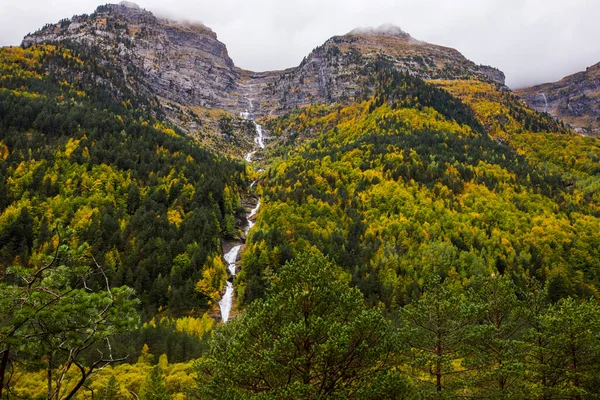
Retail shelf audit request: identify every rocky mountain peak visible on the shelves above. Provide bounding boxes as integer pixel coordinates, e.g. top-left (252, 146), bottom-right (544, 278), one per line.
top-left (119, 0), bottom-right (141, 9)
top-left (22, 3), bottom-right (238, 111)
top-left (19, 3), bottom-right (506, 123)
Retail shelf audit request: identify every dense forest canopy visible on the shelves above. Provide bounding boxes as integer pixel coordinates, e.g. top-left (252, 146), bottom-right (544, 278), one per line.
top-left (0, 45), bottom-right (247, 314)
top-left (241, 71), bottom-right (600, 308)
top-left (0, 44), bottom-right (249, 390)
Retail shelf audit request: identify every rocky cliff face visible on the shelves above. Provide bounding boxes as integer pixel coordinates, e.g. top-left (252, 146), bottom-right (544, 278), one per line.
top-left (516, 63), bottom-right (600, 134)
top-left (22, 4), bottom-right (505, 120)
top-left (249, 25), bottom-right (505, 115)
top-left (23, 2), bottom-right (240, 111)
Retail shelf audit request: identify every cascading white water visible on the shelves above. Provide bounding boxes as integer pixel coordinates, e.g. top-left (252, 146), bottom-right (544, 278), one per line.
top-left (254, 124), bottom-right (265, 149)
top-left (218, 105), bottom-right (263, 323)
top-left (248, 199), bottom-right (260, 219)
top-left (245, 200), bottom-right (261, 234)
top-left (245, 151), bottom-right (256, 162)
top-left (224, 244), bottom-right (242, 276)
top-left (219, 282), bottom-right (234, 322)
top-left (241, 109), bottom-right (265, 163)
top-left (541, 92), bottom-right (549, 113)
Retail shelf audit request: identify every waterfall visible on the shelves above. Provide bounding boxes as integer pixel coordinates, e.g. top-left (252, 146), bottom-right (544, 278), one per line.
top-left (224, 244), bottom-right (242, 276)
top-left (248, 199), bottom-right (260, 219)
top-left (219, 282), bottom-right (234, 322)
top-left (541, 92), bottom-right (549, 113)
top-left (255, 123), bottom-right (265, 149)
top-left (245, 200), bottom-right (261, 234)
top-left (218, 105), bottom-right (263, 323)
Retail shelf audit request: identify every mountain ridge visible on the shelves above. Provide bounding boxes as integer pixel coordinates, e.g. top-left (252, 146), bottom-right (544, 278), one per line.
top-left (21, 3), bottom-right (506, 121)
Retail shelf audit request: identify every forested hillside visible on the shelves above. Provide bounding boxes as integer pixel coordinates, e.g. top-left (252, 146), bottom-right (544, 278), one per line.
top-left (0, 44), bottom-right (250, 313)
top-left (0, 44), bottom-right (252, 384)
top-left (3, 7), bottom-right (600, 398)
top-left (240, 71), bottom-right (600, 308)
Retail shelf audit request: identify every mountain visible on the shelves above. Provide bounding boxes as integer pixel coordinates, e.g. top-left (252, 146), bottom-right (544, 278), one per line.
top-left (23, 2), bottom-right (238, 110)
top-left (6, 3), bottom-right (600, 398)
top-left (253, 25), bottom-right (505, 114)
top-left (23, 3), bottom-right (505, 120)
top-left (516, 62), bottom-right (600, 134)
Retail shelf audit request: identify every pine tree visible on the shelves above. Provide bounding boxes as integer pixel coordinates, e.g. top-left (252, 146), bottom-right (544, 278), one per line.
top-left (466, 275), bottom-right (527, 399)
top-left (100, 376), bottom-right (120, 400)
top-left (194, 250), bottom-right (414, 399)
top-left (142, 365), bottom-right (171, 400)
top-left (526, 297), bottom-right (600, 399)
top-left (399, 277), bottom-right (480, 397)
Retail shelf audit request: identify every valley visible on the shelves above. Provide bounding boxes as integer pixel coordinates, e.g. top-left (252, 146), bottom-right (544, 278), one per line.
top-left (219, 105), bottom-right (264, 322)
top-left (2, 2), bottom-right (600, 399)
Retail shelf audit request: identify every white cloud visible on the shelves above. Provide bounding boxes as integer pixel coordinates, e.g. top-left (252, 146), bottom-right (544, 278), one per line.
top-left (1, 0), bottom-right (599, 88)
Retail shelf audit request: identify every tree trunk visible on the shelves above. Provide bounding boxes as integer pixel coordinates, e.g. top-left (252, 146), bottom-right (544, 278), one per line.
top-left (436, 332), bottom-right (442, 394)
top-left (572, 346), bottom-right (581, 400)
top-left (47, 353), bottom-right (53, 400)
top-left (0, 347), bottom-right (9, 399)
top-left (63, 361), bottom-right (88, 400)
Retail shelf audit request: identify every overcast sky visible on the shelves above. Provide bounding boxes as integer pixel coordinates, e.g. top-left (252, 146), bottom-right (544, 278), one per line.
top-left (1, 0), bottom-right (598, 88)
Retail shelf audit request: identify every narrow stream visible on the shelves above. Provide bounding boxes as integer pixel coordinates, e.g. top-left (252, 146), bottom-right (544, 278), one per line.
top-left (218, 107), bottom-right (265, 322)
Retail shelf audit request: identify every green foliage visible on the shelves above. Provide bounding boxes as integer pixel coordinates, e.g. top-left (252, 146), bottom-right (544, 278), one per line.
top-left (465, 275), bottom-right (527, 398)
top-left (142, 365), bottom-right (172, 400)
top-left (10, 360), bottom-right (196, 399)
top-left (399, 277), bottom-right (479, 397)
top-left (0, 44), bottom-right (248, 315)
top-left (194, 250), bottom-right (414, 399)
top-left (525, 297), bottom-right (600, 399)
top-left (4, 26), bottom-right (600, 400)
top-left (0, 236), bottom-right (139, 398)
top-left (435, 79), bottom-right (568, 137)
top-left (244, 73), bottom-right (600, 308)
top-left (368, 69), bottom-right (485, 133)
top-left (399, 276), bottom-right (600, 399)
top-left (100, 376), bottom-right (120, 400)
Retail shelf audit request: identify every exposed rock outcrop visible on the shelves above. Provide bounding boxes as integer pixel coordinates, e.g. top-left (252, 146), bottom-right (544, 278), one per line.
top-left (251, 26), bottom-right (506, 115)
top-left (22, 6), bottom-right (505, 120)
top-left (23, 3), bottom-right (240, 111)
top-left (516, 63), bottom-right (600, 134)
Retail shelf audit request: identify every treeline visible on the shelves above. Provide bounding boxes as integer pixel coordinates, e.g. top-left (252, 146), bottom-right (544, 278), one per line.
top-left (367, 66), bottom-right (485, 132)
top-left (436, 79), bottom-right (569, 137)
top-left (6, 250), bottom-right (600, 399)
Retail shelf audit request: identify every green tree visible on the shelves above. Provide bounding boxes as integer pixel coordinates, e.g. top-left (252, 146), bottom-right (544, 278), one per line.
top-left (521, 279), bottom-right (550, 400)
top-left (0, 235), bottom-right (139, 399)
top-left (142, 365), bottom-right (171, 400)
top-left (399, 278), bottom-right (479, 398)
top-left (466, 275), bottom-right (527, 399)
top-left (526, 297), bottom-right (600, 399)
top-left (100, 375), bottom-right (120, 400)
top-left (193, 250), bottom-right (413, 399)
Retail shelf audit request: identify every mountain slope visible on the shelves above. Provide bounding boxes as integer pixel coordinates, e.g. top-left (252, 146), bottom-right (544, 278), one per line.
top-left (516, 62), bottom-right (600, 134)
top-left (6, 4), bottom-right (600, 398)
top-left (0, 44), bottom-right (248, 317)
top-left (23, 2), bottom-right (239, 110)
top-left (252, 25), bottom-right (504, 114)
top-left (240, 71), bottom-right (600, 306)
